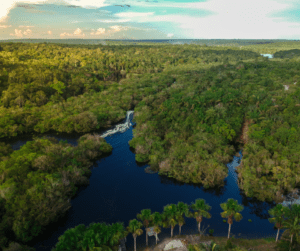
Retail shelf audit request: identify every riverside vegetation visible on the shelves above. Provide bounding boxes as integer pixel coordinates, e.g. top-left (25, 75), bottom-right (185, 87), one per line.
top-left (24, 199), bottom-right (300, 251)
top-left (1, 40), bottom-right (300, 250)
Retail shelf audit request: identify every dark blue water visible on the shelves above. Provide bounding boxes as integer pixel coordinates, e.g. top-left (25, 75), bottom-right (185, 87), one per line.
top-left (6, 113), bottom-right (281, 251)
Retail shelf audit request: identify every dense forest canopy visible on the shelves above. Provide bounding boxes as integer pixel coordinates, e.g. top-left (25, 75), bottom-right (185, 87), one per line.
top-left (1, 40), bottom-right (300, 250)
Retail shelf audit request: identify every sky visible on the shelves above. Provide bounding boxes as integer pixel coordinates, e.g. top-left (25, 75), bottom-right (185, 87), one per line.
top-left (1, 0), bottom-right (300, 40)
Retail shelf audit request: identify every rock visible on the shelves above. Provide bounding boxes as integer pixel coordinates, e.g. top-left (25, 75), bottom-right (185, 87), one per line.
top-left (164, 240), bottom-right (184, 250)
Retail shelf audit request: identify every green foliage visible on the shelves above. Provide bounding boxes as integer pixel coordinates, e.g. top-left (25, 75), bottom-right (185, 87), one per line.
top-left (225, 239), bottom-right (234, 249)
top-left (0, 135), bottom-right (112, 247)
top-left (52, 222), bottom-right (127, 251)
top-left (209, 229), bottom-right (215, 234)
top-left (275, 239), bottom-right (300, 251)
top-left (2, 41), bottom-right (300, 250)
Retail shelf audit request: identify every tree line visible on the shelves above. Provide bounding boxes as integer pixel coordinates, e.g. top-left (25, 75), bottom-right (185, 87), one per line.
top-left (43, 198), bottom-right (300, 251)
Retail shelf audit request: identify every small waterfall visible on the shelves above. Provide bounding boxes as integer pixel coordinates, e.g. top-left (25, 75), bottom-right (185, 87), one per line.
top-left (279, 189), bottom-right (300, 208)
top-left (100, 111), bottom-right (134, 138)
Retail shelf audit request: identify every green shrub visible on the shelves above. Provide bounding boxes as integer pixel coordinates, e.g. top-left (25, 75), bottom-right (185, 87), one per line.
top-left (276, 239), bottom-right (300, 251)
top-left (225, 239), bottom-right (234, 249)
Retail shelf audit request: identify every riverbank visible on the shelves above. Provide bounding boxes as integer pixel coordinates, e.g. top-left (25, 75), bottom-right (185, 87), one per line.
top-left (136, 233), bottom-right (278, 251)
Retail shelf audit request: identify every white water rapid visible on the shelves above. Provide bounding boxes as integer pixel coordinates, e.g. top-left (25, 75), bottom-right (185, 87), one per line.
top-left (100, 111), bottom-right (134, 138)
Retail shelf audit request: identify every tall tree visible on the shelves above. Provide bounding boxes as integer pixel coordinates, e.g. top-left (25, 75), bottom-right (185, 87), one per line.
top-left (153, 225), bottom-right (161, 245)
top-left (151, 211), bottom-right (163, 245)
top-left (190, 199), bottom-right (212, 236)
top-left (136, 209), bottom-right (153, 246)
top-left (284, 217), bottom-right (300, 251)
top-left (176, 202), bottom-right (190, 235)
top-left (127, 219), bottom-right (143, 251)
top-left (220, 198), bottom-right (244, 239)
top-left (162, 204), bottom-right (179, 238)
top-left (282, 204), bottom-right (300, 249)
top-left (268, 204), bottom-right (290, 242)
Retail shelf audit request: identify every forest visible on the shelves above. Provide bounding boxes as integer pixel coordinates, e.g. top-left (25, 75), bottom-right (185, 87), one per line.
top-left (1, 40), bottom-right (300, 250)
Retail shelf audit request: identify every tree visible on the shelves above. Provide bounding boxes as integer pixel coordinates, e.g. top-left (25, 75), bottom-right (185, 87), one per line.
top-left (282, 216), bottom-right (300, 251)
top-left (176, 215), bottom-right (185, 236)
top-left (268, 204), bottom-right (290, 242)
top-left (136, 209), bottom-right (153, 246)
top-left (151, 212), bottom-right (163, 245)
top-left (282, 204), bottom-right (300, 250)
top-left (53, 224), bottom-right (86, 251)
top-left (110, 222), bottom-right (128, 247)
top-left (162, 204), bottom-right (178, 238)
top-left (190, 199), bottom-right (212, 237)
top-left (127, 219), bottom-right (143, 251)
top-left (176, 202), bottom-right (190, 235)
top-left (50, 80), bottom-right (66, 95)
top-left (220, 198), bottom-right (244, 239)
top-left (153, 225), bottom-right (161, 245)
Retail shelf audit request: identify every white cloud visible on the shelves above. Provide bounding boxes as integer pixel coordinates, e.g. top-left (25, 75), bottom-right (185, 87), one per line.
top-left (2, 0), bottom-right (300, 39)
top-left (122, 0), bottom-right (300, 39)
top-left (63, 0), bottom-right (109, 9)
top-left (73, 28), bottom-right (83, 35)
top-left (23, 28), bottom-right (32, 35)
top-left (10, 29), bottom-right (23, 37)
top-left (97, 19), bottom-right (131, 23)
top-left (167, 33), bottom-right (174, 38)
top-left (60, 27), bottom-right (85, 37)
top-left (115, 12), bottom-right (155, 18)
top-left (110, 25), bottom-right (121, 32)
top-left (9, 28), bottom-right (32, 37)
top-left (177, 0), bottom-right (300, 38)
top-left (47, 30), bottom-right (52, 35)
top-left (19, 25), bottom-right (34, 28)
top-left (0, 24), bottom-right (11, 28)
top-left (90, 27), bottom-right (105, 35)
top-left (110, 25), bottom-right (128, 32)
top-left (0, 0), bottom-right (109, 23)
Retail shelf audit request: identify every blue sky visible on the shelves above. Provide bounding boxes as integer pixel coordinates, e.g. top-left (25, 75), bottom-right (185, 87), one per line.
top-left (1, 0), bottom-right (300, 40)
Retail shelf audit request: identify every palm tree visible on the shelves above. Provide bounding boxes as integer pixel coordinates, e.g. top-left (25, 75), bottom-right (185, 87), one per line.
top-left (281, 204), bottom-right (300, 249)
top-left (220, 198), bottom-right (244, 239)
top-left (153, 225), bottom-right (161, 245)
top-left (162, 204), bottom-right (179, 238)
top-left (176, 202), bottom-right (190, 235)
top-left (282, 216), bottom-right (300, 250)
top-left (268, 204), bottom-right (290, 242)
top-left (190, 199), bottom-right (212, 236)
top-left (127, 219), bottom-right (143, 251)
top-left (176, 215), bottom-right (186, 236)
top-left (110, 222), bottom-right (128, 247)
top-left (137, 209), bottom-right (153, 246)
top-left (151, 212), bottom-right (163, 244)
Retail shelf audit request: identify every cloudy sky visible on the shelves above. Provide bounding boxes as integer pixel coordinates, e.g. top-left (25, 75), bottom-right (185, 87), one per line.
top-left (0, 0), bottom-right (300, 40)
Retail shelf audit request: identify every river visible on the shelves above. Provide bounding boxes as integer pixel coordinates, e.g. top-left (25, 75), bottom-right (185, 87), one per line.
top-left (3, 111), bottom-right (290, 251)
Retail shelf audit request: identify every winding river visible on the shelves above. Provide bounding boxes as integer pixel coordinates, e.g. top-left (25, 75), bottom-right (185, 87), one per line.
top-left (3, 111), bottom-right (294, 251)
